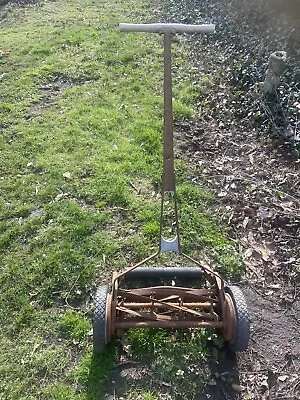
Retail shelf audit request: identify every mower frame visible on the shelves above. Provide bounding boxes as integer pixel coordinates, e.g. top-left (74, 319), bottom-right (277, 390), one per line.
top-left (93, 23), bottom-right (249, 354)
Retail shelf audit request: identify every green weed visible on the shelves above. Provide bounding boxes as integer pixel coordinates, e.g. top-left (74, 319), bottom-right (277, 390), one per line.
top-left (59, 310), bottom-right (90, 341)
top-left (126, 390), bottom-right (159, 400)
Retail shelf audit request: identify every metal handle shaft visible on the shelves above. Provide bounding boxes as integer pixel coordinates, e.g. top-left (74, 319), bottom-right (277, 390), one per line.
top-left (119, 22), bottom-right (215, 254)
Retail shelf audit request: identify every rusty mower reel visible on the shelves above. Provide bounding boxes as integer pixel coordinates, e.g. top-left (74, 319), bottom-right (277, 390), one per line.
top-left (93, 23), bottom-right (250, 354)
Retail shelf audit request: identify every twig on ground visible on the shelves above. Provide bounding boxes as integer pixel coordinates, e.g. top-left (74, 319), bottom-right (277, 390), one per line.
top-left (129, 181), bottom-right (141, 194)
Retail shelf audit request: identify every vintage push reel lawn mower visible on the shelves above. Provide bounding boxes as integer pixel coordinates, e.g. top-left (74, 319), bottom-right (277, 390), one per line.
top-left (93, 23), bottom-right (250, 354)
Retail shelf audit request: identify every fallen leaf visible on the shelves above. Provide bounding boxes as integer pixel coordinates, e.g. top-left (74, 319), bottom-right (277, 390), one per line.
top-left (63, 172), bottom-right (71, 179)
top-left (249, 153), bottom-right (255, 164)
top-left (30, 343), bottom-right (40, 356)
top-left (265, 290), bottom-right (274, 296)
top-left (261, 388), bottom-right (269, 400)
top-left (120, 336), bottom-right (133, 356)
top-left (251, 244), bottom-right (271, 262)
top-left (243, 216), bottom-right (250, 229)
top-left (244, 248), bottom-right (253, 258)
top-left (208, 378), bottom-right (217, 386)
top-left (232, 383), bottom-right (244, 392)
top-left (278, 375), bottom-right (289, 382)
top-left (55, 193), bottom-right (65, 201)
top-left (268, 284), bottom-right (281, 290)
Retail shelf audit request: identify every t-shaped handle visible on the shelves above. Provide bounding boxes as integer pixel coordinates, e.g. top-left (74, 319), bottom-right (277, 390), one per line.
top-left (119, 22), bottom-right (215, 253)
top-left (119, 23), bottom-right (215, 34)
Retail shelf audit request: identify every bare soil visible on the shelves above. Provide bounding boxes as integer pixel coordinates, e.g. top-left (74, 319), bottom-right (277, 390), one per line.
top-left (0, 0), bottom-right (47, 6)
top-left (175, 118), bottom-right (300, 398)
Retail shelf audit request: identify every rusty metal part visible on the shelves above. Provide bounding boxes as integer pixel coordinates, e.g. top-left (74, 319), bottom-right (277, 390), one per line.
top-left (121, 302), bottom-right (216, 309)
top-left (106, 292), bottom-right (113, 343)
top-left (162, 31), bottom-right (175, 193)
top-left (158, 31), bottom-right (181, 254)
top-left (182, 252), bottom-right (224, 285)
top-left (158, 34), bottom-right (190, 251)
top-left (107, 249), bottom-right (228, 334)
top-left (109, 271), bottom-right (119, 339)
top-left (116, 321), bottom-right (223, 329)
top-left (117, 302), bottom-right (217, 320)
top-left (222, 293), bottom-right (236, 342)
top-left (107, 249), bottom-right (228, 337)
top-left (119, 286), bottom-right (218, 297)
top-left (113, 251), bottom-right (159, 287)
top-left (111, 280), bottom-right (222, 332)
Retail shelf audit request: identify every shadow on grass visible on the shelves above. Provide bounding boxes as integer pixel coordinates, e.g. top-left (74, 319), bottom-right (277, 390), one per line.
top-left (196, 347), bottom-right (241, 400)
top-left (85, 342), bottom-right (117, 400)
top-left (87, 340), bottom-right (242, 400)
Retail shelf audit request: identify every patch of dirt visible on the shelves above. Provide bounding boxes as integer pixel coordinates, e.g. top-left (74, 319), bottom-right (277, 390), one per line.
top-left (176, 121), bottom-right (300, 300)
top-left (104, 354), bottom-right (240, 400)
top-left (239, 286), bottom-right (300, 399)
top-left (196, 285), bottom-right (300, 399)
top-left (25, 70), bottom-right (102, 119)
top-left (26, 80), bottom-right (69, 119)
top-left (0, 0), bottom-right (49, 7)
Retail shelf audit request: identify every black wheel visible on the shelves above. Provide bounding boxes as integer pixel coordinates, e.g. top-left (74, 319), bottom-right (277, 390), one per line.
top-left (93, 285), bottom-right (108, 354)
top-left (225, 285), bottom-right (250, 352)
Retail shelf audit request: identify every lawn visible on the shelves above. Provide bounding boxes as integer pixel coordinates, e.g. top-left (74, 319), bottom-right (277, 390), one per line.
top-left (0, 0), bottom-right (241, 398)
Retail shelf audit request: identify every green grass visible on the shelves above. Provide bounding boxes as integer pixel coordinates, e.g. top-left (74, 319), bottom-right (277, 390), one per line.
top-left (124, 329), bottom-right (213, 399)
top-left (122, 328), bottom-right (226, 399)
top-left (0, 0), bottom-right (241, 398)
top-left (59, 310), bottom-right (90, 342)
